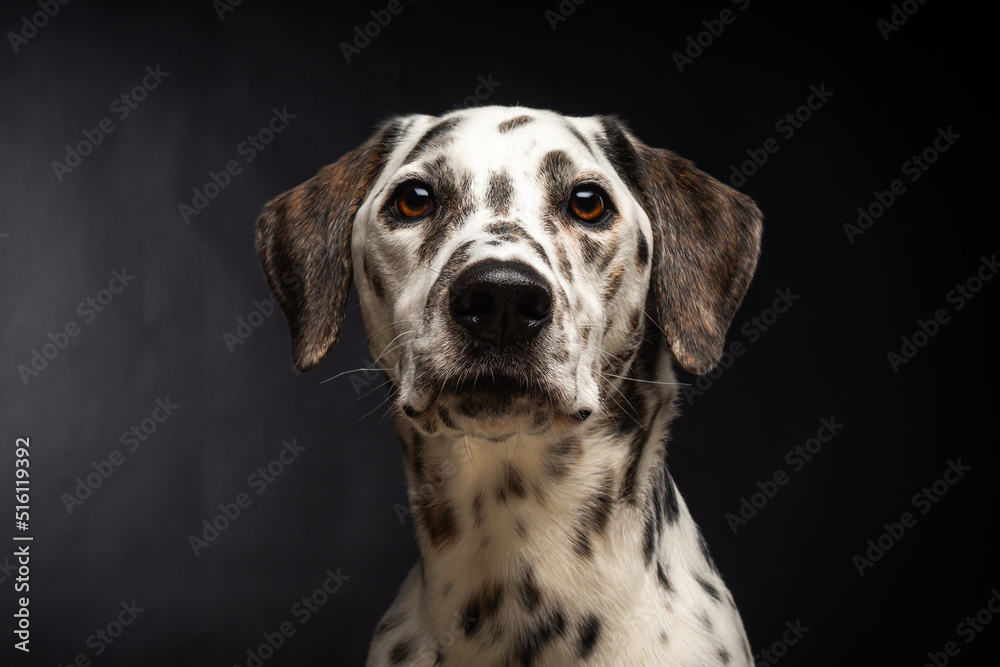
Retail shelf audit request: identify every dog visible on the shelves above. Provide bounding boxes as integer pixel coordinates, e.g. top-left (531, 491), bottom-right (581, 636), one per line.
top-left (256, 106), bottom-right (762, 666)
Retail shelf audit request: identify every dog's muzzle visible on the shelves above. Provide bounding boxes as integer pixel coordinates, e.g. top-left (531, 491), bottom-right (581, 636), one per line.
top-left (448, 259), bottom-right (552, 347)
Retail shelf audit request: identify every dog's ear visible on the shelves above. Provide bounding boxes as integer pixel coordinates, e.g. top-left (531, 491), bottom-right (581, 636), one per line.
top-left (256, 120), bottom-right (402, 372)
top-left (599, 117), bottom-right (763, 375)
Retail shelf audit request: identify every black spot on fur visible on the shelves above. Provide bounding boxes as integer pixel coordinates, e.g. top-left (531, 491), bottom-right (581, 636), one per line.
top-left (578, 614), bottom-right (602, 658)
top-left (598, 238), bottom-right (619, 273)
top-left (573, 471), bottom-right (616, 559)
top-left (595, 116), bottom-right (645, 200)
top-left (699, 612), bottom-right (714, 632)
top-left (515, 606), bottom-right (567, 666)
top-left (637, 227), bottom-right (650, 266)
top-left (405, 116), bottom-right (462, 164)
top-left (656, 560), bottom-right (674, 592)
top-left (545, 437), bottom-right (581, 480)
top-left (618, 426), bottom-right (652, 504)
top-left (603, 263), bottom-right (624, 302)
top-left (472, 492), bottom-right (484, 527)
top-left (496, 462), bottom-right (527, 503)
top-left (579, 234), bottom-right (605, 267)
top-left (462, 582), bottom-right (504, 637)
top-left (642, 484), bottom-right (660, 565)
top-left (615, 334), bottom-right (665, 502)
top-left (528, 238), bottom-right (552, 268)
top-left (438, 406), bottom-right (458, 430)
top-left (629, 308), bottom-right (642, 331)
top-left (718, 647), bottom-right (732, 664)
top-left (498, 114), bottom-right (534, 133)
top-left (538, 149), bottom-right (575, 190)
top-left (374, 612), bottom-right (403, 638)
top-left (406, 432), bottom-right (425, 482)
top-left (418, 163), bottom-right (474, 264)
top-left (564, 121), bottom-right (595, 156)
top-left (413, 496), bottom-right (458, 549)
top-left (486, 170), bottom-right (514, 215)
top-left (603, 339), bottom-right (654, 432)
top-left (484, 219), bottom-right (528, 240)
top-left (663, 473), bottom-right (680, 524)
top-left (389, 637), bottom-right (416, 664)
top-left (520, 564), bottom-right (542, 612)
top-left (461, 599), bottom-right (480, 636)
top-left (556, 244), bottom-right (574, 283)
top-left (697, 575), bottom-right (723, 603)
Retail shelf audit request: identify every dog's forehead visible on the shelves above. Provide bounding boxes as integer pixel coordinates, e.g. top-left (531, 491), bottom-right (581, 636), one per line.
top-left (396, 107), bottom-right (605, 178)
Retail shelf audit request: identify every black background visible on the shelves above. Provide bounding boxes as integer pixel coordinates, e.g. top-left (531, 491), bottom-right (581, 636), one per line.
top-left (1, 1), bottom-right (996, 665)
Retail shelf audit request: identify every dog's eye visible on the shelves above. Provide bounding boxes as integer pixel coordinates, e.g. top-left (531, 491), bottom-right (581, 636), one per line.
top-left (569, 185), bottom-right (608, 223)
top-left (393, 182), bottom-right (434, 219)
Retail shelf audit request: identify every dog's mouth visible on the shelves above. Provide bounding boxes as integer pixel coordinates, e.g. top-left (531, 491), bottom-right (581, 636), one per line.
top-left (399, 370), bottom-right (585, 440)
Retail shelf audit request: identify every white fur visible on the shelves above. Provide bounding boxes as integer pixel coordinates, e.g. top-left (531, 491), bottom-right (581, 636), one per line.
top-left (344, 107), bottom-right (752, 666)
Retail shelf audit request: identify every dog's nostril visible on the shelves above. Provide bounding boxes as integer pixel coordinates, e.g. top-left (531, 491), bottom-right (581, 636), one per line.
top-left (449, 260), bottom-right (552, 347)
top-left (452, 288), bottom-right (495, 319)
top-left (518, 289), bottom-right (551, 321)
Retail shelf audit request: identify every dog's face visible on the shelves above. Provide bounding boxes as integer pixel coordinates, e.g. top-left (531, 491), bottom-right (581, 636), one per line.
top-left (257, 107), bottom-right (761, 440)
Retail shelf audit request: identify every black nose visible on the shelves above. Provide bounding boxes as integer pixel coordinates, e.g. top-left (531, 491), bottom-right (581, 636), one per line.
top-left (449, 260), bottom-right (552, 347)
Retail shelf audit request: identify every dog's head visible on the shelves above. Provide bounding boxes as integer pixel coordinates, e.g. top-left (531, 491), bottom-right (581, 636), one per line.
top-left (257, 107), bottom-right (761, 440)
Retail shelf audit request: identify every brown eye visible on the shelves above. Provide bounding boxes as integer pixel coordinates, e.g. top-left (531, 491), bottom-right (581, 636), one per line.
top-left (569, 186), bottom-right (607, 223)
top-left (393, 182), bottom-right (434, 219)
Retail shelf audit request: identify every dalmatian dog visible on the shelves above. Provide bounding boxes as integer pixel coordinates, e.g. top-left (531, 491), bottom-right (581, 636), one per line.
top-left (256, 106), bottom-right (762, 666)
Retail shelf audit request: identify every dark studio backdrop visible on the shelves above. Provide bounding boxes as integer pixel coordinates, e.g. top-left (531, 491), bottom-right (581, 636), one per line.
top-left (0, 0), bottom-right (996, 665)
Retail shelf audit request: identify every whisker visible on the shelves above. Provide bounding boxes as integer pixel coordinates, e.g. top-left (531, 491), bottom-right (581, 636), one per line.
top-left (602, 373), bottom-right (689, 386)
top-left (361, 319), bottom-right (422, 346)
top-left (351, 378), bottom-right (393, 404)
top-left (321, 368), bottom-right (375, 384)
top-left (464, 433), bottom-right (480, 475)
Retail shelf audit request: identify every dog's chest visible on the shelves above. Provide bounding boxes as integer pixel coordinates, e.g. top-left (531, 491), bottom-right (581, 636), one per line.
top-left (367, 436), bottom-right (752, 666)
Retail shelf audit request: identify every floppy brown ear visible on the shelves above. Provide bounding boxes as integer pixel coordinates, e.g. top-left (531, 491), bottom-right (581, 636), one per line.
top-left (256, 120), bottom-right (402, 372)
top-left (599, 117), bottom-right (763, 375)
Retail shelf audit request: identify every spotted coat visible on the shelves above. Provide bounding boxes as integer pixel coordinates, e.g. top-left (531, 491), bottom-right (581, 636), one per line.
top-left (257, 106), bottom-right (763, 666)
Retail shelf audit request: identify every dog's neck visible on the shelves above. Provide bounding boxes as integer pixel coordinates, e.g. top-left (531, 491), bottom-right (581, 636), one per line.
top-left (389, 335), bottom-right (720, 646)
